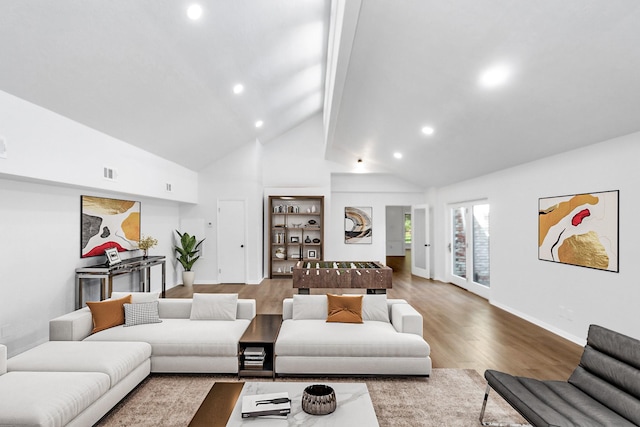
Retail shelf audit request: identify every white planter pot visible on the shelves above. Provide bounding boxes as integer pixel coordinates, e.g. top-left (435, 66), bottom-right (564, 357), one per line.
top-left (182, 271), bottom-right (195, 287)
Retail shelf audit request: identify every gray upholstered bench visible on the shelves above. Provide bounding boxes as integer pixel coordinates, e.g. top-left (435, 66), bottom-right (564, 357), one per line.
top-left (480, 324), bottom-right (640, 427)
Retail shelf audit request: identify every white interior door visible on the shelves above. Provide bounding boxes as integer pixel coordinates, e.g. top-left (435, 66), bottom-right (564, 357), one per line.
top-left (411, 204), bottom-right (430, 279)
top-left (217, 199), bottom-right (246, 284)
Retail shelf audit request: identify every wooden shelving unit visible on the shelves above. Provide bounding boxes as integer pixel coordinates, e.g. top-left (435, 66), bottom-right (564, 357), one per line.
top-left (268, 195), bottom-right (324, 278)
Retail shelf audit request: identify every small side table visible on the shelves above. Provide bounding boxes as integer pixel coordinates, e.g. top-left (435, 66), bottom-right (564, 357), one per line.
top-left (238, 314), bottom-right (282, 379)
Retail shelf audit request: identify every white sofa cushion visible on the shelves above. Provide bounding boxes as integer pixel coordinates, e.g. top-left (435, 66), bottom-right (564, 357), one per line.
top-left (110, 291), bottom-right (160, 303)
top-left (360, 294), bottom-right (390, 322)
top-left (275, 319), bottom-right (430, 358)
top-left (7, 341), bottom-right (151, 388)
top-left (292, 294), bottom-right (327, 320)
top-left (190, 293), bottom-right (238, 320)
top-left (84, 318), bottom-right (250, 357)
top-left (0, 371), bottom-right (109, 427)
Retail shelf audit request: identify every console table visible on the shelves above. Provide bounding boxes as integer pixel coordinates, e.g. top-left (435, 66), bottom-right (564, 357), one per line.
top-left (75, 256), bottom-right (166, 309)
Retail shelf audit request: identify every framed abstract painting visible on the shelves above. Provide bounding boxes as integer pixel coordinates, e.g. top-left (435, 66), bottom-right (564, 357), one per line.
top-left (81, 195), bottom-right (141, 258)
top-left (345, 206), bottom-right (372, 244)
top-left (538, 190), bottom-right (618, 272)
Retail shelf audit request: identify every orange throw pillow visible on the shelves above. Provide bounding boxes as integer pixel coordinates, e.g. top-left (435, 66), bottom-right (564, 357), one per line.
top-left (326, 294), bottom-right (363, 323)
top-left (86, 295), bottom-right (132, 333)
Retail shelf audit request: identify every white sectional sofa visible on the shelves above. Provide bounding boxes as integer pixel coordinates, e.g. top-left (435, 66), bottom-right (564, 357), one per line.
top-left (49, 294), bottom-right (256, 373)
top-left (275, 295), bottom-right (431, 376)
top-left (0, 341), bottom-right (151, 427)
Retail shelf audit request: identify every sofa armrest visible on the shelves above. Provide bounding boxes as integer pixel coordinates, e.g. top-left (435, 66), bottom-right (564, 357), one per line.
top-left (237, 299), bottom-right (256, 320)
top-left (49, 307), bottom-right (93, 341)
top-left (391, 303), bottom-right (423, 336)
top-left (0, 344), bottom-right (6, 375)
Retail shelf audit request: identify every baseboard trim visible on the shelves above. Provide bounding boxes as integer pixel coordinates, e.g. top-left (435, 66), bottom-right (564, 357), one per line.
top-left (489, 300), bottom-right (586, 346)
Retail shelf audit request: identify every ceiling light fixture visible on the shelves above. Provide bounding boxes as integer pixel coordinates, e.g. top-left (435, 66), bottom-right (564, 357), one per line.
top-left (255, 120), bottom-right (264, 128)
top-left (186, 4), bottom-right (203, 20)
top-left (421, 126), bottom-right (435, 136)
top-left (232, 84), bottom-right (244, 94)
top-left (187, 4), bottom-right (203, 20)
top-left (393, 152), bottom-right (403, 159)
top-left (479, 64), bottom-right (510, 88)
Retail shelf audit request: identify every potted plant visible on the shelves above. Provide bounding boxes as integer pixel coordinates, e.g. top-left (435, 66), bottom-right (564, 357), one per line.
top-left (137, 235), bottom-right (158, 258)
top-left (174, 230), bottom-right (205, 287)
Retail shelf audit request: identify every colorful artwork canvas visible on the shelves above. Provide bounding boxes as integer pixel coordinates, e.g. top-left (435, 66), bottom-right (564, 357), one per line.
top-left (345, 206), bottom-right (372, 244)
top-left (81, 196), bottom-right (141, 258)
top-left (538, 190), bottom-right (618, 272)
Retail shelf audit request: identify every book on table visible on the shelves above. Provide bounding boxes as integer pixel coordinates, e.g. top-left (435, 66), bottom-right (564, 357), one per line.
top-left (244, 347), bottom-right (266, 357)
top-left (241, 392), bottom-right (291, 418)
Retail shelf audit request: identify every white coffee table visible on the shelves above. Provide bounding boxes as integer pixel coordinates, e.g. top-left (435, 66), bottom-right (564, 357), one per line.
top-left (225, 382), bottom-right (379, 426)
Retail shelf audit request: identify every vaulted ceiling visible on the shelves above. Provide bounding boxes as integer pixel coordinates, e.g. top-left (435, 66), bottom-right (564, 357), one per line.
top-left (2, 1), bottom-right (640, 188)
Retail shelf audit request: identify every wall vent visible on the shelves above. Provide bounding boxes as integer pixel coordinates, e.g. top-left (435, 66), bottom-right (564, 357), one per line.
top-left (165, 183), bottom-right (172, 192)
top-left (0, 136), bottom-right (7, 159)
top-left (103, 166), bottom-right (117, 181)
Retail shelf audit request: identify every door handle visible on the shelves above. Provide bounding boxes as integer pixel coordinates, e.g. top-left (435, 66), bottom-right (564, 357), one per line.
top-left (424, 244), bottom-right (430, 247)
top-left (240, 245), bottom-right (244, 248)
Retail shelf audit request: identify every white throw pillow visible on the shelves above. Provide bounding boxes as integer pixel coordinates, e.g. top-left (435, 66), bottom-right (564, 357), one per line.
top-left (110, 291), bottom-right (160, 303)
top-left (124, 301), bottom-right (162, 327)
top-left (292, 294), bottom-right (327, 320)
top-left (190, 293), bottom-right (238, 320)
top-left (361, 294), bottom-right (390, 322)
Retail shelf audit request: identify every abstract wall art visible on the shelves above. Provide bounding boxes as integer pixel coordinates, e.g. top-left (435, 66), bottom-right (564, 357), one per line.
top-left (81, 195), bottom-right (141, 258)
top-left (345, 206), bottom-right (372, 244)
top-left (538, 190), bottom-right (618, 272)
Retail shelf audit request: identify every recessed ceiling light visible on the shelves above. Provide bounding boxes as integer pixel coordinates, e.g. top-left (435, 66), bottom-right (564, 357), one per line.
top-left (187, 4), bottom-right (203, 20)
top-left (393, 152), bottom-right (403, 159)
top-left (479, 65), bottom-right (510, 88)
top-left (232, 84), bottom-right (244, 94)
top-left (255, 120), bottom-right (264, 128)
top-left (421, 126), bottom-right (435, 136)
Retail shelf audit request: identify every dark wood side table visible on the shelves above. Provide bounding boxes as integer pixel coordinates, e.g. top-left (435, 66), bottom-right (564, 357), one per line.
top-left (238, 314), bottom-right (282, 379)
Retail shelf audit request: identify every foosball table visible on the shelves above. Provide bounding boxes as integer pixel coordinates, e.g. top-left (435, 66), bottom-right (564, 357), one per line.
top-left (292, 261), bottom-right (392, 294)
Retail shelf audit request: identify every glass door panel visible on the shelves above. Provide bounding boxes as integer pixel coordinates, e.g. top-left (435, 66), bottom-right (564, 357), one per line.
top-left (452, 207), bottom-right (467, 279)
top-left (472, 204), bottom-right (490, 286)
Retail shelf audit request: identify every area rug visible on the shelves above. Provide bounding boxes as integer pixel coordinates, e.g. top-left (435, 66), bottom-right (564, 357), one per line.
top-left (97, 369), bottom-right (526, 426)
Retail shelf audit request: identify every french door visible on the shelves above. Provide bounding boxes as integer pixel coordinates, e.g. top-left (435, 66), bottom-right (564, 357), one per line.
top-left (411, 204), bottom-right (430, 279)
top-left (449, 201), bottom-right (490, 298)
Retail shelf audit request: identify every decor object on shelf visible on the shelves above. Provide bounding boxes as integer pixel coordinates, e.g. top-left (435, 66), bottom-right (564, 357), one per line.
top-left (538, 190), bottom-right (618, 272)
top-left (345, 206), bottom-right (372, 244)
top-left (137, 235), bottom-right (158, 258)
top-left (304, 236), bottom-right (312, 243)
top-left (302, 385), bottom-right (336, 415)
top-left (104, 247), bottom-right (121, 266)
top-left (174, 230), bottom-right (205, 287)
top-left (275, 247), bottom-right (286, 259)
top-left (81, 195), bottom-right (140, 258)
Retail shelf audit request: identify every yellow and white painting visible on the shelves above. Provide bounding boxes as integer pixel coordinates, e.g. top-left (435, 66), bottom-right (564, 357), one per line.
top-left (538, 190), bottom-right (618, 272)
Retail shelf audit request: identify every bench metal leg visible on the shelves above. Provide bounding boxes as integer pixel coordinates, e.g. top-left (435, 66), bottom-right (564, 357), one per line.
top-left (480, 384), bottom-right (531, 427)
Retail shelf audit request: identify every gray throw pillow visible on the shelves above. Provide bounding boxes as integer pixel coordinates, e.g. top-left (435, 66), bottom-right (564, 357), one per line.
top-left (124, 301), bottom-right (162, 327)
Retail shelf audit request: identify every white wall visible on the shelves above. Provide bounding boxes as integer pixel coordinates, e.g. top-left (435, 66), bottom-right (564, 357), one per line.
top-left (0, 177), bottom-right (181, 357)
top-left (0, 90), bottom-right (198, 203)
top-left (431, 132), bottom-right (640, 344)
top-left (180, 140), bottom-right (264, 284)
top-left (330, 174), bottom-right (425, 262)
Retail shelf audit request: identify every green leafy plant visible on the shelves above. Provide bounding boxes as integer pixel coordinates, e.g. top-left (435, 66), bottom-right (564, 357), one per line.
top-left (174, 230), bottom-right (205, 271)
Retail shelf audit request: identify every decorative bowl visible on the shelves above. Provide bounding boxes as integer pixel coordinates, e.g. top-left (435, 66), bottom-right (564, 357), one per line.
top-left (308, 219), bottom-right (317, 225)
top-left (301, 384), bottom-right (336, 415)
top-left (312, 238), bottom-right (321, 243)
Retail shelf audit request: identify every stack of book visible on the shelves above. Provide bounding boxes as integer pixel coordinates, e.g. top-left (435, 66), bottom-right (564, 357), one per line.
top-left (243, 346), bottom-right (266, 370)
top-left (241, 392), bottom-right (291, 418)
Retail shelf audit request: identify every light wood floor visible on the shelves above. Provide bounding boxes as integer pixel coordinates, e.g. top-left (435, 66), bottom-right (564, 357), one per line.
top-left (167, 253), bottom-right (583, 380)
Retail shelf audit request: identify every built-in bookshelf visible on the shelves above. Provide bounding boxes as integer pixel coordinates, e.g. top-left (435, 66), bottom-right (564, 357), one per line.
top-left (268, 195), bottom-right (324, 278)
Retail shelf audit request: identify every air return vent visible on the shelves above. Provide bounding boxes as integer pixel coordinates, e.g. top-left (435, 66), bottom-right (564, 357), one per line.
top-left (0, 136), bottom-right (7, 159)
top-left (103, 166), bottom-right (117, 181)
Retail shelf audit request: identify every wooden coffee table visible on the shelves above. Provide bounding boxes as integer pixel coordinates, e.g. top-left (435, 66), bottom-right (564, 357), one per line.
top-left (189, 381), bottom-right (378, 427)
